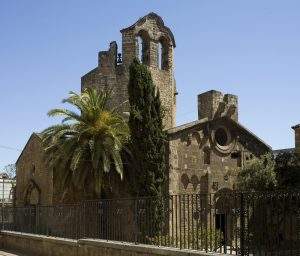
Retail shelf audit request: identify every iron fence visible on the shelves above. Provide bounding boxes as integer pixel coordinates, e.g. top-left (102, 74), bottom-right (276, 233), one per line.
top-left (1, 191), bottom-right (300, 255)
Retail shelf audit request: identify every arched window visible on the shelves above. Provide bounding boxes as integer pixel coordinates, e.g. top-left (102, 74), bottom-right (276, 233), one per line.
top-left (31, 165), bottom-right (35, 176)
top-left (157, 38), bottom-right (169, 70)
top-left (158, 42), bottom-right (163, 69)
top-left (204, 149), bottom-right (211, 165)
top-left (136, 36), bottom-right (143, 62)
top-left (135, 30), bottom-right (150, 65)
top-left (9, 187), bottom-right (14, 201)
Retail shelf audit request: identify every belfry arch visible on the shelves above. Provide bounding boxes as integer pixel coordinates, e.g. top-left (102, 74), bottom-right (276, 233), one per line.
top-left (157, 37), bottom-right (169, 70)
top-left (135, 30), bottom-right (150, 65)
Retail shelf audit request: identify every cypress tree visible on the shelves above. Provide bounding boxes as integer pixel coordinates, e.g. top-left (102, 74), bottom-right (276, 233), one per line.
top-left (128, 58), bottom-right (166, 199)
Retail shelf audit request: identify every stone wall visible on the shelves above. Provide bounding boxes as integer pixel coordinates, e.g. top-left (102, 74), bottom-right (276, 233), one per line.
top-left (0, 231), bottom-right (227, 256)
top-left (198, 90), bottom-right (238, 122)
top-left (293, 125), bottom-right (300, 156)
top-left (167, 117), bottom-right (270, 195)
top-left (15, 133), bottom-right (53, 206)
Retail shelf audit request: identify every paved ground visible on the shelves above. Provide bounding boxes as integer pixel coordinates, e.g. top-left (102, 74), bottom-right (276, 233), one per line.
top-left (0, 251), bottom-right (27, 256)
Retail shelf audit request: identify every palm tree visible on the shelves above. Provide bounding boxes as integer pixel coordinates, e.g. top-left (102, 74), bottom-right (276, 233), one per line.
top-left (41, 88), bottom-right (130, 200)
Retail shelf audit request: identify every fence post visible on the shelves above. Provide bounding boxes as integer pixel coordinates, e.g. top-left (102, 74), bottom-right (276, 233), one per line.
top-left (134, 198), bottom-right (138, 244)
top-left (1, 206), bottom-right (3, 230)
top-left (1, 177), bottom-right (4, 231)
top-left (35, 205), bottom-right (38, 234)
top-left (240, 193), bottom-right (246, 256)
top-left (83, 201), bottom-right (86, 238)
top-left (76, 204), bottom-right (79, 239)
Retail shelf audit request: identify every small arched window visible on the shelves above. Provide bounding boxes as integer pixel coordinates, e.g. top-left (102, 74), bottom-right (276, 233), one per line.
top-left (157, 38), bottom-right (169, 70)
top-left (31, 165), bottom-right (35, 177)
top-left (135, 30), bottom-right (150, 65)
top-left (204, 150), bottom-right (211, 165)
top-left (136, 36), bottom-right (143, 62)
top-left (9, 187), bottom-right (14, 201)
top-left (158, 42), bottom-right (163, 69)
top-left (203, 146), bottom-right (211, 165)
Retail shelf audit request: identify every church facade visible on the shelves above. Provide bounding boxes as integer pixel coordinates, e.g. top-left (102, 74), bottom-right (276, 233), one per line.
top-left (167, 93), bottom-right (270, 195)
top-left (15, 13), bottom-right (271, 206)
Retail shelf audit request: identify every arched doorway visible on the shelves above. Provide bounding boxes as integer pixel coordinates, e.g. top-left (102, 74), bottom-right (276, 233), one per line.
top-left (24, 179), bottom-right (41, 206)
top-left (213, 188), bottom-right (235, 252)
top-left (22, 180), bottom-right (41, 233)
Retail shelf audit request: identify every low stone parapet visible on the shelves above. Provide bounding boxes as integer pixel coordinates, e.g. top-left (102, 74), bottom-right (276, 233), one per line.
top-left (0, 231), bottom-right (77, 256)
top-left (0, 231), bottom-right (226, 256)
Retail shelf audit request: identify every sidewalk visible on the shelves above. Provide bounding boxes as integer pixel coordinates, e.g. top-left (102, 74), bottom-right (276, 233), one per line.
top-left (0, 251), bottom-right (27, 256)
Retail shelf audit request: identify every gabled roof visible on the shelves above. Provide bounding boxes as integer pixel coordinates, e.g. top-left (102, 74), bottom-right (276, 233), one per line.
top-left (120, 12), bottom-right (176, 47)
top-left (231, 118), bottom-right (272, 150)
top-left (15, 133), bottom-right (42, 165)
top-left (167, 117), bottom-right (209, 134)
top-left (273, 148), bottom-right (295, 156)
top-left (167, 116), bottom-right (272, 151)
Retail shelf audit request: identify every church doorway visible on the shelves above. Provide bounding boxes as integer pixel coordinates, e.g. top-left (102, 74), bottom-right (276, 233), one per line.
top-left (23, 180), bottom-right (41, 233)
top-left (216, 213), bottom-right (226, 236)
top-left (213, 188), bottom-right (234, 251)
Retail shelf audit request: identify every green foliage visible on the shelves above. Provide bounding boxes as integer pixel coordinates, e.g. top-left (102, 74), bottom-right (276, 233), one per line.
top-left (236, 153), bottom-right (300, 252)
top-left (275, 152), bottom-right (300, 190)
top-left (148, 227), bottom-right (223, 251)
top-left (41, 88), bottom-right (129, 200)
top-left (237, 152), bottom-right (300, 192)
top-left (237, 153), bottom-right (277, 191)
top-left (127, 58), bottom-right (166, 198)
top-left (127, 59), bottom-right (166, 234)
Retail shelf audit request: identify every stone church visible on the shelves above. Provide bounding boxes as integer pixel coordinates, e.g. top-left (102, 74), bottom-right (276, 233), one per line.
top-left (15, 13), bottom-right (271, 206)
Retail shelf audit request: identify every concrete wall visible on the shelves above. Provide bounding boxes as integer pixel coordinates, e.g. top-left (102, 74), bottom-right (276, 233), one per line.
top-left (0, 231), bottom-right (226, 256)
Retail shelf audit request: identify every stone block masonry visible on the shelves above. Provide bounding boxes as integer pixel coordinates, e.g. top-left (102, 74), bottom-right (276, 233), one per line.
top-left (0, 231), bottom-right (227, 256)
top-left (292, 124), bottom-right (300, 156)
top-left (81, 12), bottom-right (177, 130)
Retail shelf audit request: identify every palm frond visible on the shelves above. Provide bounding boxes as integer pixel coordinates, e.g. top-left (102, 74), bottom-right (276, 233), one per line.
top-left (41, 87), bottom-right (130, 200)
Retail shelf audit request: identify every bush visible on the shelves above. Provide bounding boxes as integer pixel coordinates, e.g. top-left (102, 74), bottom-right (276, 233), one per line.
top-left (237, 153), bottom-right (277, 191)
top-left (147, 227), bottom-right (224, 251)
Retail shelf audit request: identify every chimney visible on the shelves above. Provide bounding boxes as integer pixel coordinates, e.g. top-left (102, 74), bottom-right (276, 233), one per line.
top-left (292, 124), bottom-right (300, 156)
top-left (198, 90), bottom-right (238, 121)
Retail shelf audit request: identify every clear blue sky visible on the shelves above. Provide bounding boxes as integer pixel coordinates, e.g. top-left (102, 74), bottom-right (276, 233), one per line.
top-left (1, 0), bottom-right (300, 169)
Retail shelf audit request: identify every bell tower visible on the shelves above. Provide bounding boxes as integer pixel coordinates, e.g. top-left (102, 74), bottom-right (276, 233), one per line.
top-left (120, 13), bottom-right (177, 128)
top-left (81, 13), bottom-right (177, 129)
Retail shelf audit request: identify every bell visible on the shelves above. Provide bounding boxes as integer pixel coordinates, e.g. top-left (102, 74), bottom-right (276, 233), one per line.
top-left (117, 53), bottom-right (122, 64)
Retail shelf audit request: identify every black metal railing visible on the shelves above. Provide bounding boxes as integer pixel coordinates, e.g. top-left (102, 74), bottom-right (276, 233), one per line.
top-left (1, 191), bottom-right (300, 255)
